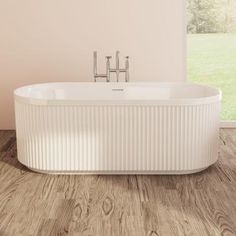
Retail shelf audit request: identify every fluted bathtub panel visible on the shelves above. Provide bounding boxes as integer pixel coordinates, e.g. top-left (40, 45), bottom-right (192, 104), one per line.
top-left (15, 101), bottom-right (220, 174)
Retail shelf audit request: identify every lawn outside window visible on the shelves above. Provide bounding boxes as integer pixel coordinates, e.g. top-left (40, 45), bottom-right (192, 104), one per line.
top-left (187, 0), bottom-right (236, 126)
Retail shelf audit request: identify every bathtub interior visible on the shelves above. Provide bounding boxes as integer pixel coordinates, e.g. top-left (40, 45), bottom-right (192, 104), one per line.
top-left (14, 82), bottom-right (220, 101)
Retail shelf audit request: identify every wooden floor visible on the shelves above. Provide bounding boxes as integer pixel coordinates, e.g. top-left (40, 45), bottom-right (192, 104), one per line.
top-left (0, 129), bottom-right (236, 236)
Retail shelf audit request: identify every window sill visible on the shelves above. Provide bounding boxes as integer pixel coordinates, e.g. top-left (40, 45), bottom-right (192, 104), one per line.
top-left (220, 121), bottom-right (236, 128)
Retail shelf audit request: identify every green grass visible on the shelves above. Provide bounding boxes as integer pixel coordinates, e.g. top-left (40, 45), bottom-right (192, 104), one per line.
top-left (187, 34), bottom-right (236, 120)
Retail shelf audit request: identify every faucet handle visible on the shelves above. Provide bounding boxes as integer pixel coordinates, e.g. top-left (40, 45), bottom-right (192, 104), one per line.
top-left (125, 56), bottom-right (129, 69)
top-left (105, 56), bottom-right (112, 83)
top-left (125, 56), bottom-right (129, 82)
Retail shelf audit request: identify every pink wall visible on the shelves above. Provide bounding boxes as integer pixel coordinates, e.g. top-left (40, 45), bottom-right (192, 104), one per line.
top-left (0, 0), bottom-right (186, 129)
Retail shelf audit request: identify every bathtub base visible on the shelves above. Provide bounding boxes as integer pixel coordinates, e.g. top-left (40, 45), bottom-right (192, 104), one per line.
top-left (27, 166), bottom-right (210, 175)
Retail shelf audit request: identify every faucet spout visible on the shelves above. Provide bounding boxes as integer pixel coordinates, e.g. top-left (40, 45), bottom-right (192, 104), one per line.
top-left (93, 51), bottom-right (97, 79)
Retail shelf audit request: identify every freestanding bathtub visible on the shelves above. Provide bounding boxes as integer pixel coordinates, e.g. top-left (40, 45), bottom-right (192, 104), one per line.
top-left (14, 82), bottom-right (221, 174)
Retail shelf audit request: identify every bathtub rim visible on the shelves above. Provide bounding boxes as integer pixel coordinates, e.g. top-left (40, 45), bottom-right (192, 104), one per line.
top-left (14, 82), bottom-right (221, 106)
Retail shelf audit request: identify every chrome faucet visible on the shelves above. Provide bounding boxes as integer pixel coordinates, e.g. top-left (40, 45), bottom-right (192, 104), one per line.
top-left (93, 51), bottom-right (129, 82)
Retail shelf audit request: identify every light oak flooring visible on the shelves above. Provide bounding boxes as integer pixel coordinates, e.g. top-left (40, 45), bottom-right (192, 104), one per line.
top-left (0, 129), bottom-right (236, 236)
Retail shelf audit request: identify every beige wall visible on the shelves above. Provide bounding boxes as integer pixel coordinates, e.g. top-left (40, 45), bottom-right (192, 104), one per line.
top-left (0, 0), bottom-right (186, 129)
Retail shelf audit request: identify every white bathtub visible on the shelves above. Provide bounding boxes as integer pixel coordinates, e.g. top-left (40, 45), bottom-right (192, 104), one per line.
top-left (14, 82), bottom-right (221, 174)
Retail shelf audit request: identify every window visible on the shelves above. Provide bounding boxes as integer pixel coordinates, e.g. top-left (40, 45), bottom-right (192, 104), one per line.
top-left (187, 0), bottom-right (236, 121)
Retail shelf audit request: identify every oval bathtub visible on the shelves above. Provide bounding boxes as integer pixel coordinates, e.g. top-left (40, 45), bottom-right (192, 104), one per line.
top-left (14, 82), bottom-right (221, 174)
